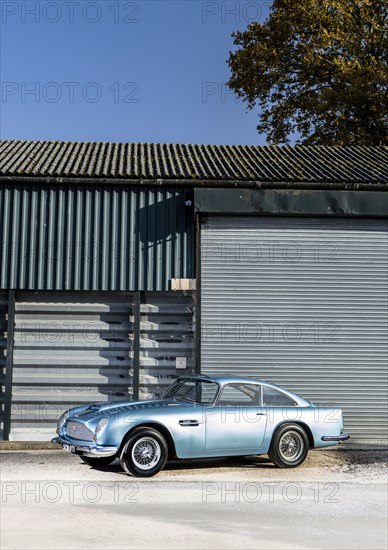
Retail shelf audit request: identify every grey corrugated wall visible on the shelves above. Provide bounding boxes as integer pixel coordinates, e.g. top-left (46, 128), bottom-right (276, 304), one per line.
top-left (0, 185), bottom-right (194, 291)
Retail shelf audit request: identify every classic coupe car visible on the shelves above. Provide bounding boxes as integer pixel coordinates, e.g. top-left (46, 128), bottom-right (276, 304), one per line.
top-left (52, 375), bottom-right (349, 477)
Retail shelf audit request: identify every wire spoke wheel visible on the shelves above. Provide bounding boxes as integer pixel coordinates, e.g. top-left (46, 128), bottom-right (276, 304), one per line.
top-left (130, 436), bottom-right (162, 471)
top-left (120, 428), bottom-right (168, 477)
top-left (279, 431), bottom-right (304, 462)
top-left (268, 424), bottom-right (309, 468)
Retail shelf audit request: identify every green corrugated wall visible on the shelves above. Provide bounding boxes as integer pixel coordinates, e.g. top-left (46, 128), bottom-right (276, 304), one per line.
top-left (0, 184), bottom-right (194, 291)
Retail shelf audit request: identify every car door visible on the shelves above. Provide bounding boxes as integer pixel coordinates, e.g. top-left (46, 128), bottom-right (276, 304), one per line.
top-left (204, 383), bottom-right (267, 454)
top-left (166, 378), bottom-right (218, 458)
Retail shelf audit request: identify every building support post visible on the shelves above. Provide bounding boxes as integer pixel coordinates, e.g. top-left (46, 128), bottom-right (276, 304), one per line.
top-left (195, 215), bottom-right (201, 374)
top-left (132, 292), bottom-right (141, 401)
top-left (3, 290), bottom-right (15, 440)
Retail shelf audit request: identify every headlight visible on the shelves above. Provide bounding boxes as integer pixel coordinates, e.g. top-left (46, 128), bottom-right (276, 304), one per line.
top-left (57, 411), bottom-right (69, 428)
top-left (95, 417), bottom-right (108, 433)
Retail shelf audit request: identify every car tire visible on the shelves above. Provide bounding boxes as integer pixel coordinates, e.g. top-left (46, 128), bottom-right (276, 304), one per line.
top-left (80, 455), bottom-right (116, 468)
top-left (268, 423), bottom-right (309, 468)
top-left (120, 428), bottom-right (168, 477)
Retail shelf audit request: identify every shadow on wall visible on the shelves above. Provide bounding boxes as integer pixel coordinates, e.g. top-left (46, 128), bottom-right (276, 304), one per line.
top-left (136, 188), bottom-right (194, 291)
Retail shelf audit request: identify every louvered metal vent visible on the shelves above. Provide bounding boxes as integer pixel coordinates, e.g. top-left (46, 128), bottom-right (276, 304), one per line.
top-left (10, 292), bottom-right (133, 440)
top-left (139, 292), bottom-right (195, 399)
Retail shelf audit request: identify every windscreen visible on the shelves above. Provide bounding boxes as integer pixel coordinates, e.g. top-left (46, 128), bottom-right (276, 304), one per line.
top-left (163, 378), bottom-right (219, 404)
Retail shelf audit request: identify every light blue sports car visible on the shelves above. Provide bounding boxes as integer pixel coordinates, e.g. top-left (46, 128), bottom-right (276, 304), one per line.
top-left (52, 374), bottom-right (349, 477)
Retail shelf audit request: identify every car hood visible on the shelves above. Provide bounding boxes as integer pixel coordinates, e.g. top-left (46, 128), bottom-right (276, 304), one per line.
top-left (70, 399), bottom-right (191, 421)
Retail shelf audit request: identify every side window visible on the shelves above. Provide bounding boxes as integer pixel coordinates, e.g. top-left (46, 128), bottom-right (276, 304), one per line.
top-left (199, 381), bottom-right (219, 404)
top-left (262, 386), bottom-right (296, 407)
top-left (218, 383), bottom-right (261, 406)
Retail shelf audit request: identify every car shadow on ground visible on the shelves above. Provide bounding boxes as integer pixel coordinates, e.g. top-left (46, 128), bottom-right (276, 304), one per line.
top-left (164, 456), bottom-right (275, 471)
top-left (78, 455), bottom-right (276, 474)
top-left (78, 448), bottom-right (388, 475)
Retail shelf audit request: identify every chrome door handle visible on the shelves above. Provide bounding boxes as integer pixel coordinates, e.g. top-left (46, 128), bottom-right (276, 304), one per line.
top-left (179, 420), bottom-right (200, 427)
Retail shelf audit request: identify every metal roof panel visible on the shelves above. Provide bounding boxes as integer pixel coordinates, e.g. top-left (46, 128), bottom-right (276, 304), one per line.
top-left (0, 139), bottom-right (387, 186)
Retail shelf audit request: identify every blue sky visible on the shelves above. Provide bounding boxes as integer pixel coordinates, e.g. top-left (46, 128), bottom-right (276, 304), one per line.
top-left (0, 0), bottom-right (273, 145)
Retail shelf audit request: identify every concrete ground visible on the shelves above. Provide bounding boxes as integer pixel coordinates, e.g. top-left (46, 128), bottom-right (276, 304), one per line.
top-left (0, 448), bottom-right (387, 550)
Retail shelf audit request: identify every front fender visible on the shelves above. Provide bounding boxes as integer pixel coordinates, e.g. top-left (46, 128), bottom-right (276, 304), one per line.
top-left (96, 418), bottom-right (177, 457)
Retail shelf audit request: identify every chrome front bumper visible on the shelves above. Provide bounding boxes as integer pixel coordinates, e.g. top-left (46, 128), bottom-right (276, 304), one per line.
top-left (52, 436), bottom-right (118, 457)
top-left (321, 434), bottom-right (350, 442)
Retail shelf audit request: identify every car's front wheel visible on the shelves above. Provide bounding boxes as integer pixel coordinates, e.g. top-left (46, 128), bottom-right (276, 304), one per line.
top-left (120, 428), bottom-right (168, 477)
top-left (268, 423), bottom-right (309, 468)
top-left (80, 455), bottom-right (116, 468)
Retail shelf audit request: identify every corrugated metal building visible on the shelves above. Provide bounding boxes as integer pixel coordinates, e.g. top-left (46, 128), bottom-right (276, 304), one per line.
top-left (1, 139), bottom-right (387, 443)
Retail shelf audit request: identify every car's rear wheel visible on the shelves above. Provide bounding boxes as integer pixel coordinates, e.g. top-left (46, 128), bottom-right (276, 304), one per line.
top-left (268, 423), bottom-right (309, 468)
top-left (120, 428), bottom-right (168, 477)
top-left (80, 455), bottom-right (116, 468)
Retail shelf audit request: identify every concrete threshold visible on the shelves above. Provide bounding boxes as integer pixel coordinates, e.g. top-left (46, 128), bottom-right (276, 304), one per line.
top-left (0, 441), bottom-right (60, 451)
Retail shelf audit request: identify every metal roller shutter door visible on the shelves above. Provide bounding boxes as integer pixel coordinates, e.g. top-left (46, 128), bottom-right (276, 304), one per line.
top-left (201, 216), bottom-right (388, 443)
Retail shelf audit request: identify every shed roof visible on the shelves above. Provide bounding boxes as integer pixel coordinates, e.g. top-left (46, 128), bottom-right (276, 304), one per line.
top-left (0, 139), bottom-right (387, 189)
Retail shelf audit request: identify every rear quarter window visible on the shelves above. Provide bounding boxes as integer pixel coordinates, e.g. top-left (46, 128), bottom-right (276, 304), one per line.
top-left (262, 386), bottom-right (297, 407)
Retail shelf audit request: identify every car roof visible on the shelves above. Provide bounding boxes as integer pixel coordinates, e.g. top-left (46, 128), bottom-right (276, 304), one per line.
top-left (177, 373), bottom-right (284, 389)
top-left (175, 374), bottom-right (309, 404)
